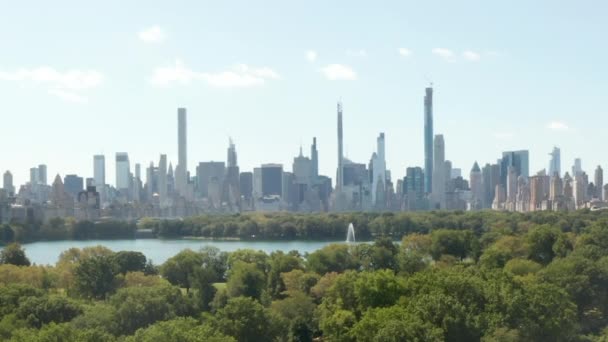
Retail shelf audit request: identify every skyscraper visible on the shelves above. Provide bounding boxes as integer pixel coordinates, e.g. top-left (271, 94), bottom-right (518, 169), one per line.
top-left (115, 152), bottom-right (130, 191)
top-left (500, 150), bottom-right (529, 185)
top-left (424, 86), bottom-right (433, 194)
top-left (432, 134), bottom-right (445, 208)
top-left (28, 167), bottom-right (42, 186)
top-left (337, 102), bottom-right (344, 190)
top-left (225, 139), bottom-right (241, 208)
top-left (38, 164), bottom-right (47, 185)
top-left (3, 171), bottom-right (14, 195)
top-left (261, 164), bottom-right (283, 197)
top-left (93, 155), bottom-right (106, 188)
top-left (158, 154), bottom-right (168, 204)
top-left (548, 147), bottom-right (561, 177)
top-left (595, 165), bottom-right (604, 200)
top-left (470, 162), bottom-right (483, 209)
top-left (227, 138), bottom-right (237, 168)
top-left (176, 107), bottom-right (188, 196)
top-left (572, 158), bottom-right (582, 177)
top-left (64, 174), bottom-right (84, 197)
top-left (371, 133), bottom-right (386, 206)
top-left (311, 137), bottom-right (319, 179)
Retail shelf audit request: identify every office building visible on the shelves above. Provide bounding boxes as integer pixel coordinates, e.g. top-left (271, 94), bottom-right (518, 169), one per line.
top-left (595, 165), bottom-right (604, 200)
top-left (64, 175), bottom-right (84, 198)
top-left (311, 137), bottom-right (319, 179)
top-left (93, 155), bottom-right (106, 188)
top-left (176, 107), bottom-right (188, 196)
top-left (432, 134), bottom-right (445, 208)
top-left (196, 162), bottom-right (226, 199)
top-left (548, 147), bottom-right (561, 177)
top-left (3, 171), bottom-right (14, 195)
top-left (424, 86), bottom-right (433, 193)
top-left (38, 164), bottom-right (47, 185)
top-left (261, 164), bottom-right (283, 197)
top-left (470, 162), bottom-right (483, 209)
top-left (572, 158), bottom-right (582, 177)
top-left (115, 152), bottom-right (130, 191)
top-left (500, 150), bottom-right (529, 185)
top-left (337, 102), bottom-right (344, 190)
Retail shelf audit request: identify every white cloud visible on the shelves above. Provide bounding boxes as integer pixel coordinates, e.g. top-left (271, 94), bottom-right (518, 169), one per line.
top-left (150, 60), bottom-right (281, 88)
top-left (48, 89), bottom-right (88, 103)
top-left (462, 50), bottom-right (481, 62)
top-left (0, 67), bottom-right (103, 90)
top-left (346, 49), bottom-right (367, 57)
top-left (306, 50), bottom-right (318, 62)
top-left (547, 121), bottom-right (569, 131)
top-left (398, 48), bottom-right (411, 57)
top-left (432, 48), bottom-right (455, 61)
top-left (138, 26), bottom-right (166, 43)
top-left (320, 64), bottom-right (357, 81)
top-left (0, 66), bottom-right (103, 103)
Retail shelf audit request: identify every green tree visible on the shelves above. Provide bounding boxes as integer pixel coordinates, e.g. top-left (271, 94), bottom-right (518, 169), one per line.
top-left (226, 261), bottom-right (266, 300)
top-left (15, 295), bottom-right (82, 328)
top-left (109, 284), bottom-right (193, 335)
top-left (306, 244), bottom-right (359, 275)
top-left (124, 317), bottom-right (234, 342)
top-left (350, 306), bottom-right (443, 342)
top-left (430, 229), bottom-right (478, 261)
top-left (0, 243), bottom-right (30, 266)
top-left (267, 251), bottom-right (303, 298)
top-left (112, 251), bottom-right (147, 274)
top-left (73, 255), bottom-right (118, 299)
top-left (210, 296), bottom-right (283, 342)
top-left (160, 249), bottom-right (203, 293)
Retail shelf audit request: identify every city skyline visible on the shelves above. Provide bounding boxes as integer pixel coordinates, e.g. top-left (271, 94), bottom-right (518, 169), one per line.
top-left (1, 1), bottom-right (606, 186)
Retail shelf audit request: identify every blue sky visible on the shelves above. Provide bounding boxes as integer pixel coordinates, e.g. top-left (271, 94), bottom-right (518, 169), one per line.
top-left (1, 0), bottom-right (606, 187)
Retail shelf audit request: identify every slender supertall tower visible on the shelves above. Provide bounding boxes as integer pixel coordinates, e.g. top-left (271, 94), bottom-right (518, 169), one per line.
top-left (311, 137), bottom-right (319, 179)
top-left (159, 154), bottom-right (168, 204)
top-left (176, 108), bottom-right (188, 195)
top-left (337, 102), bottom-right (344, 190)
top-left (424, 86), bottom-right (434, 194)
top-left (227, 138), bottom-right (237, 168)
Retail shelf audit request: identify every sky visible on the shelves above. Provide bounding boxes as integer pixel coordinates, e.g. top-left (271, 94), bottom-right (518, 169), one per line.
top-left (1, 0), bottom-right (607, 187)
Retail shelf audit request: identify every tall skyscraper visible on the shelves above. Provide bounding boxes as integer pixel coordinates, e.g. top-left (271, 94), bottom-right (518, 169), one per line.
top-left (225, 139), bottom-right (241, 208)
top-left (176, 107), bottom-right (188, 196)
top-left (64, 175), bottom-right (84, 197)
top-left (261, 164), bottom-right (283, 197)
top-left (572, 158), bottom-right (582, 177)
top-left (424, 86), bottom-right (433, 194)
top-left (500, 150), bottom-right (529, 185)
top-left (432, 134), bottom-right (445, 208)
top-left (595, 165), bottom-right (604, 200)
top-left (93, 155), bottom-right (106, 188)
top-left (115, 152), bottom-right (130, 191)
top-left (30, 167), bottom-right (39, 185)
top-left (38, 164), bottom-right (47, 185)
top-left (482, 163), bottom-right (500, 208)
top-left (293, 147), bottom-right (313, 186)
top-left (227, 138), bottom-right (237, 168)
top-left (371, 133), bottom-right (386, 205)
top-left (158, 155), bottom-right (168, 204)
top-left (548, 147), bottom-right (561, 177)
top-left (337, 102), bottom-right (344, 190)
top-left (470, 162), bottom-right (483, 209)
top-left (3, 171), bottom-right (14, 195)
top-left (311, 137), bottom-right (319, 179)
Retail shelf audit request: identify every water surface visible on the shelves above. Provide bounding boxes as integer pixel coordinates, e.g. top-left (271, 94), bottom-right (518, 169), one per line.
top-left (16, 239), bottom-right (347, 265)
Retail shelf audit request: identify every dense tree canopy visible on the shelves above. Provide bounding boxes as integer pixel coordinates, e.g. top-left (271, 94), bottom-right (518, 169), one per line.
top-left (2, 210), bottom-right (608, 340)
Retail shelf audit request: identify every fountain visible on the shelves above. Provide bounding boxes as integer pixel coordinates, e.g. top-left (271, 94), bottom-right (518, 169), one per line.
top-left (346, 223), bottom-right (356, 243)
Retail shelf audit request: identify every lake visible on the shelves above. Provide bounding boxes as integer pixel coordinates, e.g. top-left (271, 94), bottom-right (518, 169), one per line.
top-left (15, 239), bottom-right (349, 266)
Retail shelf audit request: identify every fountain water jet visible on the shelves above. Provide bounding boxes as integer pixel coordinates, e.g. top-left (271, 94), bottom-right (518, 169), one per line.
top-left (346, 223), bottom-right (356, 243)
